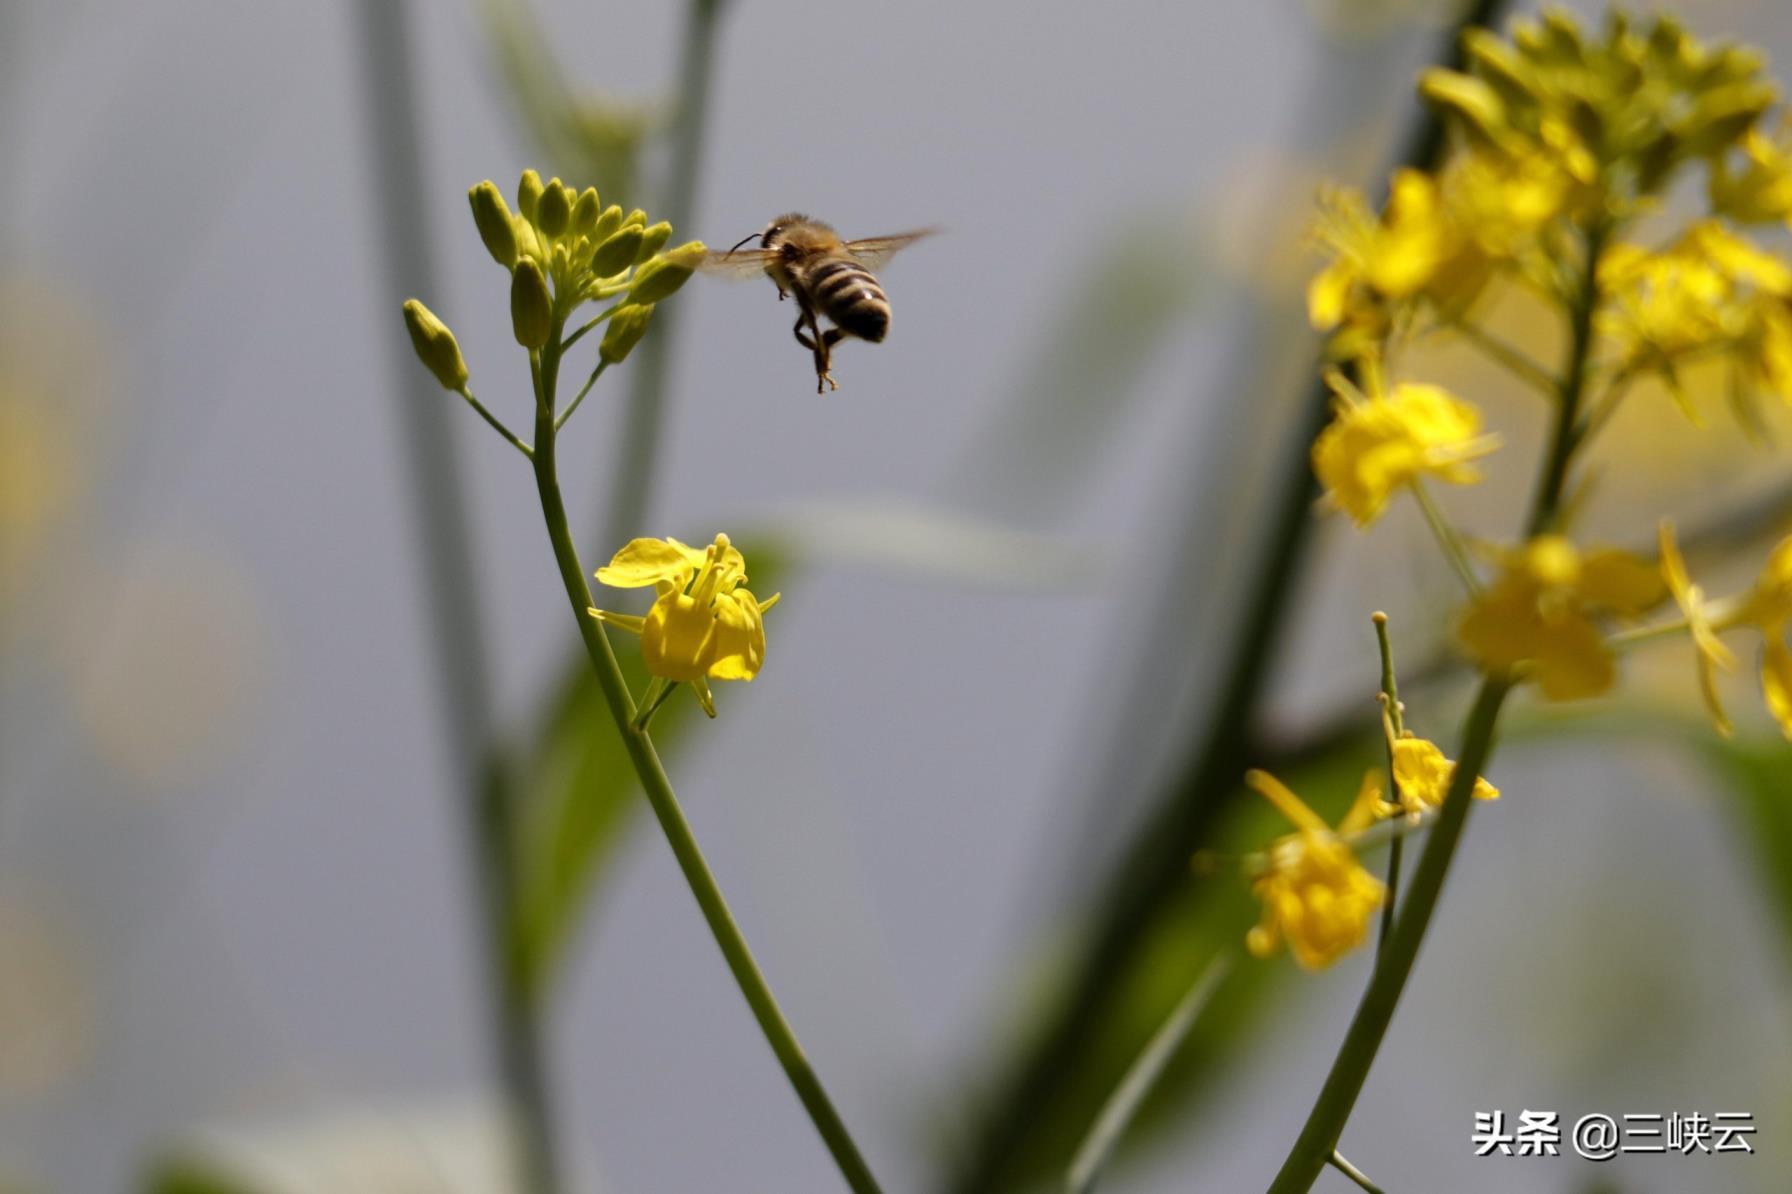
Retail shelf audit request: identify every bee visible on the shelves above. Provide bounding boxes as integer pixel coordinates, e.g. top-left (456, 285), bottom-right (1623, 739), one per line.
top-left (704, 214), bottom-right (935, 393)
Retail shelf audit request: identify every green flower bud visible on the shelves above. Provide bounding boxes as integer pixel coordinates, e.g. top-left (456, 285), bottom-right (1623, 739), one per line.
top-left (402, 299), bottom-right (469, 391)
top-left (623, 208), bottom-right (648, 229)
top-left (600, 303), bottom-right (655, 364)
top-left (510, 259), bottom-right (553, 349)
top-left (572, 187), bottom-right (601, 237)
top-left (627, 241), bottom-right (706, 304)
top-left (590, 226), bottom-right (645, 277)
top-left (592, 204), bottom-right (624, 244)
top-left (537, 178), bottom-right (572, 238)
top-left (468, 181), bottom-right (519, 268)
top-left (517, 169), bottom-right (544, 222)
top-left (634, 221), bottom-right (673, 263)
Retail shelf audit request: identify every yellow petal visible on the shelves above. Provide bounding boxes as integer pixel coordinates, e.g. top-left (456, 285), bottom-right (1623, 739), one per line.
top-left (598, 538), bottom-right (697, 589)
top-left (1578, 548), bottom-right (1665, 615)
top-left (1764, 639), bottom-right (1792, 739)
top-left (1530, 615), bottom-right (1616, 701)
top-left (706, 590), bottom-right (767, 682)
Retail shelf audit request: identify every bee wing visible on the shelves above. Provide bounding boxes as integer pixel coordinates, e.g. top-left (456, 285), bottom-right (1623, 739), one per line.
top-left (699, 247), bottom-right (778, 280)
top-left (844, 229), bottom-right (938, 271)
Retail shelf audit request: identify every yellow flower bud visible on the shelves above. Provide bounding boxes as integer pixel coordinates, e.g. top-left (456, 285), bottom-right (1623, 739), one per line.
top-left (517, 169), bottom-right (544, 222)
top-left (634, 221), bottom-right (673, 263)
top-left (572, 187), bottom-right (601, 237)
top-left (629, 242), bottom-right (706, 304)
top-left (468, 181), bottom-right (519, 268)
top-left (510, 259), bottom-right (553, 349)
top-left (590, 226), bottom-right (645, 277)
top-left (600, 303), bottom-right (655, 364)
top-left (402, 299), bottom-right (469, 392)
top-left (537, 178), bottom-right (572, 238)
top-left (623, 208), bottom-right (648, 229)
top-left (592, 204), bottom-right (625, 244)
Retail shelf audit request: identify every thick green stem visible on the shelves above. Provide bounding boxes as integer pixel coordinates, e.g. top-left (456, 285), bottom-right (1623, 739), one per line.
top-left (1267, 217), bottom-right (1608, 1193)
top-left (530, 329), bottom-right (884, 1194)
top-left (1372, 614), bottom-right (1403, 956)
top-left (353, 5), bottom-right (558, 1190)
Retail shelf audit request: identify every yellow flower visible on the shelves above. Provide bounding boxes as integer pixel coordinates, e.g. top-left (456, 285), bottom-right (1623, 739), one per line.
top-left (1658, 522), bottom-right (1792, 739)
top-left (1386, 732), bottom-right (1500, 819)
top-left (589, 533), bottom-right (779, 717)
top-left (1312, 372), bottom-right (1499, 527)
top-left (1600, 222), bottom-right (1792, 424)
top-left (1243, 769), bottom-right (1385, 971)
top-left (1457, 536), bottom-right (1664, 700)
top-left (1658, 520), bottom-right (1740, 736)
top-left (1308, 169), bottom-right (1459, 333)
top-left (1711, 124), bottom-right (1792, 226)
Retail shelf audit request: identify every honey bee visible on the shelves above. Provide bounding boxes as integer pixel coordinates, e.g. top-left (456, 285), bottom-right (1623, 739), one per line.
top-left (704, 214), bottom-right (935, 393)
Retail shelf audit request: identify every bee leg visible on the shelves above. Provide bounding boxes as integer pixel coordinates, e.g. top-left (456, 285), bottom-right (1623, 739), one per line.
top-left (809, 312), bottom-right (839, 393)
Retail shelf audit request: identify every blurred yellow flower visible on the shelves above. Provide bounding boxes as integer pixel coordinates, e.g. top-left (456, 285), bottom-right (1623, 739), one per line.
top-left (1658, 521), bottom-right (1792, 739)
top-left (1457, 536), bottom-right (1663, 700)
top-left (1244, 769), bottom-right (1385, 971)
top-left (1312, 373), bottom-right (1498, 526)
top-left (1600, 222), bottom-right (1792, 424)
top-left (1711, 124), bottom-right (1792, 226)
top-left (1387, 733), bottom-right (1500, 819)
top-left (1308, 169), bottom-right (1458, 333)
top-left (590, 533), bottom-right (778, 717)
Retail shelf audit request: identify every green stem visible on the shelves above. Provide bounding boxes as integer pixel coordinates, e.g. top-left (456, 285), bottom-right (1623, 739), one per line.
top-left (1265, 679), bottom-right (1511, 1192)
top-left (1442, 318), bottom-right (1557, 398)
top-left (554, 360), bottom-right (607, 432)
top-left (1268, 217), bottom-right (1607, 1194)
top-left (600, 0), bottom-right (727, 548)
top-left (1372, 613), bottom-right (1403, 955)
top-left (458, 385), bottom-right (534, 458)
top-left (946, 9), bottom-right (1514, 1187)
top-left (1410, 480), bottom-right (1482, 596)
top-left (1063, 954), bottom-right (1233, 1194)
top-left (529, 326), bottom-right (885, 1194)
top-left (353, 5), bottom-right (558, 1191)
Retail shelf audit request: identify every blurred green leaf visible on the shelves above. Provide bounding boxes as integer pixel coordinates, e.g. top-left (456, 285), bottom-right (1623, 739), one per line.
top-left (509, 545), bottom-right (787, 999)
top-left (1700, 735), bottom-right (1792, 963)
top-left (142, 1159), bottom-right (261, 1194)
top-left (480, 0), bottom-right (654, 203)
top-left (959, 739), bottom-right (1382, 1188)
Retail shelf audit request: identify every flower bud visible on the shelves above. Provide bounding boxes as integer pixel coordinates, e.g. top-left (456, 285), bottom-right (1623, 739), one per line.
top-left (572, 187), bottom-right (601, 237)
top-left (628, 242), bottom-right (706, 304)
top-left (510, 259), bottom-right (553, 349)
top-left (517, 169), bottom-right (544, 222)
top-left (468, 181), bottom-right (519, 268)
top-left (537, 178), bottom-right (572, 238)
top-left (592, 204), bottom-right (625, 244)
top-left (600, 303), bottom-right (655, 364)
top-left (634, 221), bottom-right (673, 263)
top-left (623, 208), bottom-right (648, 229)
top-left (402, 299), bottom-right (469, 391)
top-left (590, 226), bottom-right (645, 277)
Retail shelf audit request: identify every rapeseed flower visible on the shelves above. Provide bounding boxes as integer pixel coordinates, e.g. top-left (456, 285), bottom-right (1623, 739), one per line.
top-left (1244, 769), bottom-right (1386, 970)
top-left (1312, 371), bottom-right (1498, 527)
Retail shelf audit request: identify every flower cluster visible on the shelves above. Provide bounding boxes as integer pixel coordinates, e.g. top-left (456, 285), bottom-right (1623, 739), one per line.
top-left (1248, 9), bottom-right (1792, 973)
top-left (589, 534), bottom-right (780, 718)
top-left (471, 170), bottom-right (705, 364)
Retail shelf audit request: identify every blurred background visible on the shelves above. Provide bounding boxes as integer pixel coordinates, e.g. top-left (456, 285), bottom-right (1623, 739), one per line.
top-left (2, 1), bottom-right (1790, 1191)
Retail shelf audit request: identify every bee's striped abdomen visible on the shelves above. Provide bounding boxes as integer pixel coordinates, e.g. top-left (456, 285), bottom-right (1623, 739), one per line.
top-left (808, 256), bottom-right (890, 343)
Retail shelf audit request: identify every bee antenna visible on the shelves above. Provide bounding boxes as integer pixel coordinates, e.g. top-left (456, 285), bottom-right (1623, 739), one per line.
top-left (726, 232), bottom-right (759, 255)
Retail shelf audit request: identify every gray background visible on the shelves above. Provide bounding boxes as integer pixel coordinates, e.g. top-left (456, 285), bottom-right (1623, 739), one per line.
top-left (1, 1), bottom-right (1789, 1191)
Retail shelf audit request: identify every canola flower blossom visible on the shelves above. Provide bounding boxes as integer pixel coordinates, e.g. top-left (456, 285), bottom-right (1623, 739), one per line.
top-left (589, 534), bottom-right (780, 717)
top-left (1457, 536), bottom-right (1663, 701)
top-left (1311, 369), bottom-right (1498, 527)
top-left (1386, 731), bottom-right (1500, 820)
top-left (1658, 521), bottom-right (1792, 739)
top-left (1244, 770), bottom-right (1387, 971)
